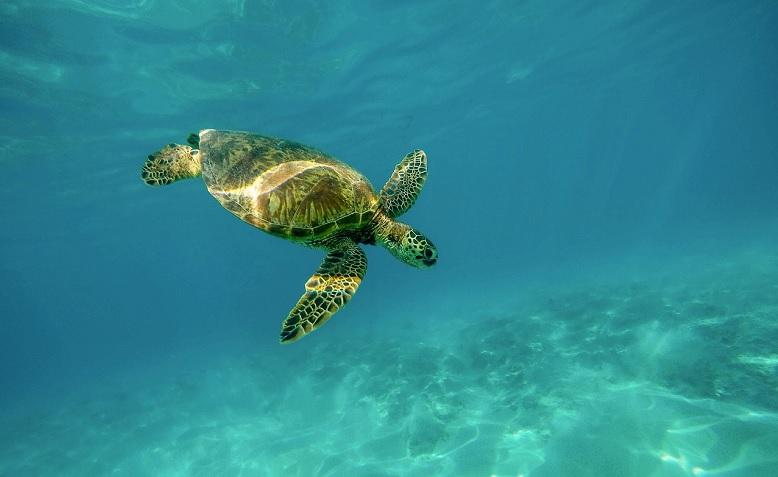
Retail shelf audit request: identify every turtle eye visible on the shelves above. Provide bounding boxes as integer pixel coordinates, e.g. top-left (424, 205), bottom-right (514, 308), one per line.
top-left (424, 248), bottom-right (434, 259)
top-left (190, 150), bottom-right (199, 156)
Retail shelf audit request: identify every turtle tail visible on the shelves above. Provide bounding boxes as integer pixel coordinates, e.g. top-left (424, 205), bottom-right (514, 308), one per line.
top-left (141, 143), bottom-right (203, 186)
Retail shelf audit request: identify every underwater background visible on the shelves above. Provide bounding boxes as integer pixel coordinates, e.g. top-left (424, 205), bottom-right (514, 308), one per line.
top-left (1, 1), bottom-right (777, 476)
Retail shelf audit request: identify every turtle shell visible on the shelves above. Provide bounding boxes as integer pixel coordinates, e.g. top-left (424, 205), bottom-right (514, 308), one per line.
top-left (199, 129), bottom-right (379, 241)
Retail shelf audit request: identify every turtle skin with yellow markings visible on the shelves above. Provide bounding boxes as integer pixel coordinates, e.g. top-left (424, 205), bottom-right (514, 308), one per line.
top-left (141, 129), bottom-right (437, 343)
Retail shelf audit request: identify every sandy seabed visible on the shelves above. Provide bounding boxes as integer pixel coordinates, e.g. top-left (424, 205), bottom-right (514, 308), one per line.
top-left (2, 246), bottom-right (777, 477)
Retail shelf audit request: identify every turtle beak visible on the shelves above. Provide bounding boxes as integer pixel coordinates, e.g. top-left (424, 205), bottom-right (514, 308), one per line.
top-left (421, 247), bottom-right (437, 267)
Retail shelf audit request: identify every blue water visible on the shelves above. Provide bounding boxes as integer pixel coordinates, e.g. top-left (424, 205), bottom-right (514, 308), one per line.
top-left (1, 1), bottom-right (777, 475)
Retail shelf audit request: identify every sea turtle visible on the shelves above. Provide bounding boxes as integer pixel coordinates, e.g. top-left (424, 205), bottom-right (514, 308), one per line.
top-left (141, 129), bottom-right (437, 343)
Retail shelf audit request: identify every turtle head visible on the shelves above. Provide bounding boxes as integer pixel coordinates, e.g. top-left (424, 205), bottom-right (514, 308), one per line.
top-left (141, 143), bottom-right (202, 186)
top-left (377, 219), bottom-right (437, 268)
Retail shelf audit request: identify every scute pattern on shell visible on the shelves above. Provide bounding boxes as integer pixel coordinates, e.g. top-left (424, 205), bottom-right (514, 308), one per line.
top-left (199, 130), bottom-right (379, 242)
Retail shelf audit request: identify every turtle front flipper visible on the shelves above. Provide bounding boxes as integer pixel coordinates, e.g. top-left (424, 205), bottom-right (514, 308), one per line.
top-left (280, 238), bottom-right (367, 343)
top-left (379, 149), bottom-right (427, 218)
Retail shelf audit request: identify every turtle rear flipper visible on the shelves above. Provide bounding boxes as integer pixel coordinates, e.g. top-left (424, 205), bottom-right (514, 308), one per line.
top-left (141, 143), bottom-right (203, 186)
top-left (379, 149), bottom-right (427, 218)
top-left (280, 238), bottom-right (367, 343)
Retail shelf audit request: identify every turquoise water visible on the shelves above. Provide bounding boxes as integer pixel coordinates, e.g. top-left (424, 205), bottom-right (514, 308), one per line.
top-left (1, 1), bottom-right (777, 476)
